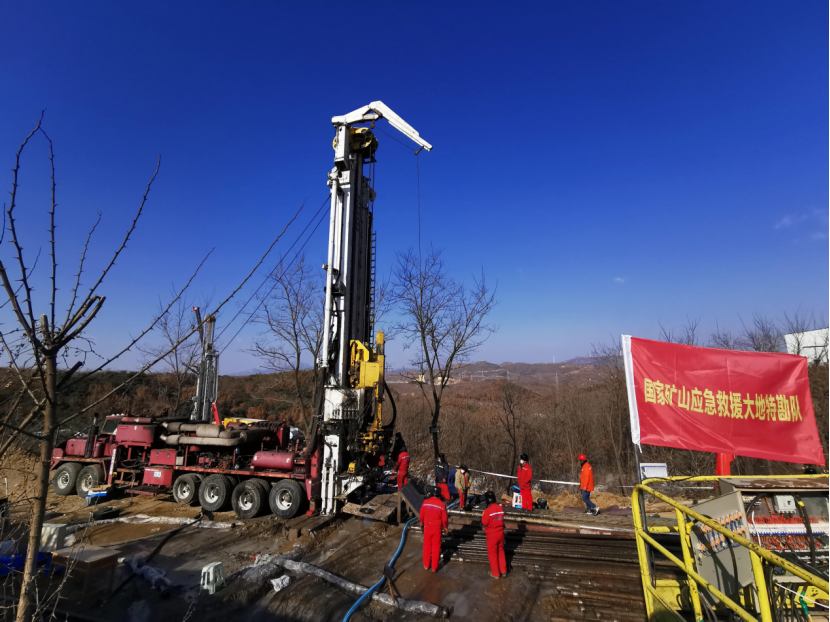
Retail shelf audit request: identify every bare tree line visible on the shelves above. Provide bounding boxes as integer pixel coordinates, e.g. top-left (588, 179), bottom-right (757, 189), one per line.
top-left (391, 310), bottom-right (827, 500)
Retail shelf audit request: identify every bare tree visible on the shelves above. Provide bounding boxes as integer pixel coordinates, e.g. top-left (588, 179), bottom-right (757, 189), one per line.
top-left (659, 315), bottom-right (701, 346)
top-left (137, 292), bottom-right (207, 417)
top-left (0, 115), bottom-right (169, 621)
top-left (781, 309), bottom-right (814, 354)
top-left (392, 247), bottom-right (497, 458)
top-left (738, 313), bottom-right (783, 353)
top-left (0, 115), bottom-right (300, 621)
top-left (495, 382), bottom-right (523, 475)
top-left (249, 255), bottom-right (323, 433)
top-left (709, 321), bottom-right (740, 350)
top-left (590, 339), bottom-right (632, 490)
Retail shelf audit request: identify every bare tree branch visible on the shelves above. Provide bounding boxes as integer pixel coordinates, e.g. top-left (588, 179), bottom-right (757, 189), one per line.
top-left (63, 211), bottom-right (101, 329)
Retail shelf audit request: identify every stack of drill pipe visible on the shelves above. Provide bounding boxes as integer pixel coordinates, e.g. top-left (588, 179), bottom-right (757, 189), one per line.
top-left (447, 507), bottom-right (637, 533)
top-left (445, 529), bottom-right (681, 569)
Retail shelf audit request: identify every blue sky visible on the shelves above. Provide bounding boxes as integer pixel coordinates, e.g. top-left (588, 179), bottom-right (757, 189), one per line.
top-left (1, 2), bottom-right (827, 373)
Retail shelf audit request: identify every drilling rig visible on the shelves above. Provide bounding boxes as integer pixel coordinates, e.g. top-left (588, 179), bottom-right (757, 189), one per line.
top-left (317, 102), bottom-right (432, 515)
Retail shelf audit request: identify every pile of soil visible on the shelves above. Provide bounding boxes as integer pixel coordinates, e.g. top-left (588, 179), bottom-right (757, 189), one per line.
top-left (532, 489), bottom-right (632, 510)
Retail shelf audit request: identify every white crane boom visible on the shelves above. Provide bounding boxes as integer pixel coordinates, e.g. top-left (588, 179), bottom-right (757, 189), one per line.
top-left (332, 101), bottom-right (433, 152)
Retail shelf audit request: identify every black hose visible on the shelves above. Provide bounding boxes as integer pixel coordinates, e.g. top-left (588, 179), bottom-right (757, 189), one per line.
top-left (382, 381), bottom-right (397, 430)
top-left (793, 494), bottom-right (817, 568)
top-left (301, 370), bottom-right (328, 459)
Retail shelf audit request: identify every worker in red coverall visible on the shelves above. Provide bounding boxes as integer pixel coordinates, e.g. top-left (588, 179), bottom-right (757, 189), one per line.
top-left (517, 453), bottom-right (533, 510)
top-left (579, 453), bottom-right (599, 515)
top-left (434, 453), bottom-right (451, 501)
top-left (395, 445), bottom-right (411, 490)
top-left (481, 490), bottom-right (507, 578)
top-left (419, 486), bottom-right (448, 572)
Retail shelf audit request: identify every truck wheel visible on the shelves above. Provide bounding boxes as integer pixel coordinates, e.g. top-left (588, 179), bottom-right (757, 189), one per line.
top-left (269, 479), bottom-right (304, 519)
top-left (251, 478), bottom-right (271, 497)
top-left (173, 474), bottom-right (200, 505)
top-left (52, 463), bottom-right (82, 496)
top-left (76, 464), bottom-right (105, 498)
top-left (231, 481), bottom-right (266, 519)
top-left (199, 474), bottom-right (232, 512)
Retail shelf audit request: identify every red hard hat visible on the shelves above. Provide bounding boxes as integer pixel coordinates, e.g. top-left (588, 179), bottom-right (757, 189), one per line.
top-left (578, 454), bottom-right (587, 461)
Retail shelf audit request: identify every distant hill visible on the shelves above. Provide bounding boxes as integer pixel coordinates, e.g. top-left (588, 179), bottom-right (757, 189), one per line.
top-left (387, 359), bottom-right (602, 386)
top-left (564, 356), bottom-right (601, 367)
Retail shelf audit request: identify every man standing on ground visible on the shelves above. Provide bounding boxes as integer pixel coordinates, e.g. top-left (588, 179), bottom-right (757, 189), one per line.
top-left (579, 453), bottom-right (599, 515)
top-left (435, 453), bottom-right (451, 501)
top-left (517, 453), bottom-right (533, 510)
top-left (454, 464), bottom-right (470, 510)
top-left (419, 486), bottom-right (448, 572)
top-left (481, 490), bottom-right (507, 578)
top-left (395, 445), bottom-right (410, 490)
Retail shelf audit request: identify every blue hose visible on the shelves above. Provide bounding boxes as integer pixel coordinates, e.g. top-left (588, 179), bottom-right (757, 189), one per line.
top-left (343, 500), bottom-right (458, 621)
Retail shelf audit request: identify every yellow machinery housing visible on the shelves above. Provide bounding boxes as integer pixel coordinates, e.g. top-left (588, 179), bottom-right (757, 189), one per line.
top-left (347, 331), bottom-right (389, 462)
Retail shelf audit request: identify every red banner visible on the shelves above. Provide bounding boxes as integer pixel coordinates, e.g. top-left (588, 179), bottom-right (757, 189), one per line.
top-left (622, 336), bottom-right (826, 466)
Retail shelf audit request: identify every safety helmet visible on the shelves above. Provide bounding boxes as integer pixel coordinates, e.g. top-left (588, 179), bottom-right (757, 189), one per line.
top-left (484, 490), bottom-right (496, 505)
top-left (578, 453), bottom-right (587, 461)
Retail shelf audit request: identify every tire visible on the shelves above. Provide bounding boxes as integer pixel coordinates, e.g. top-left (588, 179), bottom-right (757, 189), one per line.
top-left (231, 481), bottom-right (266, 519)
top-left (252, 478), bottom-right (271, 497)
top-left (76, 464), bottom-right (105, 498)
top-left (52, 462), bottom-right (82, 496)
top-left (198, 474), bottom-right (232, 512)
top-left (269, 479), bottom-right (304, 519)
top-left (172, 473), bottom-right (200, 505)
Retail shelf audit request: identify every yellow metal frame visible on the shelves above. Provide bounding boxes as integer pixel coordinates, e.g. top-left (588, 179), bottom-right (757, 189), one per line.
top-left (632, 475), bottom-right (829, 622)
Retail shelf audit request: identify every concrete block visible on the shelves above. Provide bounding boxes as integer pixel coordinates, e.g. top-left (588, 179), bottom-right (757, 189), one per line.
top-left (41, 523), bottom-right (67, 552)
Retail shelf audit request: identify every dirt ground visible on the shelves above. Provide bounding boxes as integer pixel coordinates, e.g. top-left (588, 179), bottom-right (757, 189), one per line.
top-left (0, 451), bottom-right (690, 621)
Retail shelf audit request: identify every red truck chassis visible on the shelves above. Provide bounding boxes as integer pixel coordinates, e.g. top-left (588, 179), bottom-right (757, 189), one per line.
top-left (50, 415), bottom-right (322, 519)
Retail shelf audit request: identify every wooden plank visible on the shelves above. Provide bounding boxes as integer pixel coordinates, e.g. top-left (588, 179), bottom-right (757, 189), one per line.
top-left (342, 493), bottom-right (399, 522)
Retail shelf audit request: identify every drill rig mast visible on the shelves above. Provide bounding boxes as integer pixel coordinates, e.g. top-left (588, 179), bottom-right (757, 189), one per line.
top-left (318, 102), bottom-right (432, 514)
top-left (191, 307), bottom-right (219, 423)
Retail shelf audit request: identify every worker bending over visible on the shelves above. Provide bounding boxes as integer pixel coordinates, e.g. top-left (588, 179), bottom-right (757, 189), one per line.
top-left (419, 486), bottom-right (448, 572)
top-left (481, 490), bottom-right (507, 578)
top-left (517, 453), bottom-right (533, 510)
top-left (434, 453), bottom-right (451, 501)
top-left (395, 445), bottom-right (410, 490)
top-left (454, 464), bottom-right (470, 510)
top-left (579, 453), bottom-right (599, 515)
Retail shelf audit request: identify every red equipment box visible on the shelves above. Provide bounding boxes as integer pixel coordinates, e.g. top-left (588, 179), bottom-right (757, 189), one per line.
top-left (149, 449), bottom-right (182, 466)
top-left (142, 467), bottom-right (174, 486)
top-left (65, 439), bottom-right (87, 456)
top-left (115, 424), bottom-right (155, 447)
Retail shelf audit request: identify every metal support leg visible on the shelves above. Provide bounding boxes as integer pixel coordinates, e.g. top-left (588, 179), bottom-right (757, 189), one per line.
top-left (750, 551), bottom-right (773, 622)
top-left (676, 508), bottom-right (703, 621)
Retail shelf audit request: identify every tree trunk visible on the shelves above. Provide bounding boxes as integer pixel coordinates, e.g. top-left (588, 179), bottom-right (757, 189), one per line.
top-left (15, 353), bottom-right (57, 622)
top-left (293, 352), bottom-right (308, 432)
top-left (430, 400), bottom-right (440, 459)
